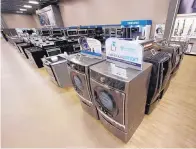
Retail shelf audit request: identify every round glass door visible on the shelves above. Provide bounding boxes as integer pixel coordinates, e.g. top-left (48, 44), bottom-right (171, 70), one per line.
top-left (71, 74), bottom-right (84, 94)
top-left (99, 91), bottom-right (114, 112)
top-left (94, 89), bottom-right (118, 117)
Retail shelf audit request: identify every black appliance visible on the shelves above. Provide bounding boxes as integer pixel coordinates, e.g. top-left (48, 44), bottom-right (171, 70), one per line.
top-left (67, 29), bottom-right (78, 37)
top-left (87, 29), bottom-right (95, 37)
top-left (27, 29), bottom-right (34, 35)
top-left (25, 47), bottom-right (46, 68)
top-left (42, 30), bottom-right (50, 36)
top-left (126, 28), bottom-right (131, 38)
top-left (95, 27), bottom-right (104, 44)
top-left (52, 30), bottom-right (63, 37)
top-left (122, 28), bottom-right (126, 38)
top-left (17, 43), bottom-right (32, 58)
top-left (78, 29), bottom-right (87, 36)
top-left (158, 46), bottom-right (179, 71)
top-left (143, 51), bottom-right (172, 114)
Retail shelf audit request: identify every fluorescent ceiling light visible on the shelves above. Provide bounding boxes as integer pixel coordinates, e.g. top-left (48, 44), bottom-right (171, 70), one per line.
top-left (29, 1), bottom-right (39, 4)
top-left (24, 5), bottom-right (32, 8)
top-left (20, 8), bottom-right (27, 11)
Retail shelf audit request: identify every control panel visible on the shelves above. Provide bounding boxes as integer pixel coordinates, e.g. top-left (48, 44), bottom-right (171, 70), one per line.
top-left (90, 70), bottom-right (125, 91)
top-left (67, 60), bottom-right (85, 74)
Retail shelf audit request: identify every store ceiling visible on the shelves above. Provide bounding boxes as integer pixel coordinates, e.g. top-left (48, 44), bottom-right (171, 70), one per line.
top-left (1, 0), bottom-right (59, 15)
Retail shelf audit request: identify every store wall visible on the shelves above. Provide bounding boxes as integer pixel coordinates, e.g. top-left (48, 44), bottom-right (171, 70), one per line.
top-left (59, 0), bottom-right (170, 34)
top-left (2, 13), bottom-right (38, 28)
top-left (33, 14), bottom-right (42, 28)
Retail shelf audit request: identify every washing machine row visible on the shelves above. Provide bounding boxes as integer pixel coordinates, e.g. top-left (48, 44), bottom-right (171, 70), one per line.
top-left (67, 42), bottom-right (185, 143)
top-left (67, 52), bottom-right (153, 142)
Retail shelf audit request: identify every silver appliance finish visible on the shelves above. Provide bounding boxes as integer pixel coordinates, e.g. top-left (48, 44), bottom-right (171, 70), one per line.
top-left (43, 55), bottom-right (72, 88)
top-left (67, 53), bottom-right (105, 118)
top-left (89, 61), bottom-right (152, 142)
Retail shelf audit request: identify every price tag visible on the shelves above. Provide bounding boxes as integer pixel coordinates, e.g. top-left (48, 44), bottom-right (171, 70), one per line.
top-left (111, 63), bottom-right (127, 79)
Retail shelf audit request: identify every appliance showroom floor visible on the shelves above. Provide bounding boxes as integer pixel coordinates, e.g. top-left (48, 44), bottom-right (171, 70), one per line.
top-left (1, 39), bottom-right (196, 148)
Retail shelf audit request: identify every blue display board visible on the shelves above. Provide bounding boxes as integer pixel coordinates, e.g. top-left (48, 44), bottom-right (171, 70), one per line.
top-left (121, 20), bottom-right (152, 27)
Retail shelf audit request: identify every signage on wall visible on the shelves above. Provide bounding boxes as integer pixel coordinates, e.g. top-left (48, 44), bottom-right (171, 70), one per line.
top-left (154, 24), bottom-right (165, 39)
top-left (78, 37), bottom-right (102, 57)
top-left (105, 38), bottom-right (143, 70)
top-left (121, 20), bottom-right (152, 27)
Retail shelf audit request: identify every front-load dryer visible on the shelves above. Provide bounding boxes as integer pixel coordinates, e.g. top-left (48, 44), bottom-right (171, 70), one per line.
top-left (89, 61), bottom-right (152, 142)
top-left (67, 53), bottom-right (105, 119)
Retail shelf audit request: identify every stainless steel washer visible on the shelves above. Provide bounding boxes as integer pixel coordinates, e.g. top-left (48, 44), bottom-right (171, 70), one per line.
top-left (89, 61), bottom-right (152, 142)
top-left (42, 55), bottom-right (72, 88)
top-left (67, 53), bottom-right (105, 119)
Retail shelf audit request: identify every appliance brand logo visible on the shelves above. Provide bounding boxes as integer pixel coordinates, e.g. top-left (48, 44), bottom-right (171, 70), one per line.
top-left (120, 45), bottom-right (136, 52)
top-left (127, 21), bottom-right (139, 25)
top-left (111, 41), bottom-right (116, 51)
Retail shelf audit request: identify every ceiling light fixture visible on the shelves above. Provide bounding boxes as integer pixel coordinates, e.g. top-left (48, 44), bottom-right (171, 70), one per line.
top-left (20, 8), bottom-right (27, 11)
top-left (29, 1), bottom-right (39, 4)
top-left (24, 5), bottom-right (32, 8)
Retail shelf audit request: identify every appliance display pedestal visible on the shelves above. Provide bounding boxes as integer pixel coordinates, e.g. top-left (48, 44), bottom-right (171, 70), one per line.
top-left (79, 96), bottom-right (99, 120)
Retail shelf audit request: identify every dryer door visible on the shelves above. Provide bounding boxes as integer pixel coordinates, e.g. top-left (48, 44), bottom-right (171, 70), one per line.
top-left (91, 79), bottom-right (125, 127)
top-left (68, 67), bottom-right (91, 102)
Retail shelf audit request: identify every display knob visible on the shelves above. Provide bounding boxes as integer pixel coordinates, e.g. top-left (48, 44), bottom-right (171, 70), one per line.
top-left (100, 77), bottom-right (105, 83)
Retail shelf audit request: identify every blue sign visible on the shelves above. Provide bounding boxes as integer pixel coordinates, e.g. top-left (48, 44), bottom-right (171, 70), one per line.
top-left (121, 20), bottom-right (152, 27)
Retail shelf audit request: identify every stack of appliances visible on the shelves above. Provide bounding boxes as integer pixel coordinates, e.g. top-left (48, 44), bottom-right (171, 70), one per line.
top-left (143, 49), bottom-right (172, 114)
top-left (141, 39), bottom-right (187, 114)
top-left (103, 26), bottom-right (122, 39)
top-left (88, 38), bottom-right (152, 142)
top-left (90, 61), bottom-right (152, 142)
top-left (152, 40), bottom-right (185, 100)
top-left (66, 29), bottom-right (81, 54)
top-left (87, 28), bottom-right (96, 38)
top-left (78, 28), bottom-right (88, 37)
top-left (121, 20), bottom-right (152, 40)
top-left (94, 27), bottom-right (104, 44)
top-left (67, 54), bottom-right (105, 119)
top-left (42, 54), bottom-right (72, 87)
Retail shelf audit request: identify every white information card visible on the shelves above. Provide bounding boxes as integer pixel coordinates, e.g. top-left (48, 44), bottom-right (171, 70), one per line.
top-left (106, 38), bottom-right (144, 70)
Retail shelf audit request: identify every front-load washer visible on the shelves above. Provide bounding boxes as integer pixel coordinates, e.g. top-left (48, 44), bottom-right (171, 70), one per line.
top-left (89, 61), bottom-right (152, 142)
top-left (67, 53), bottom-right (105, 119)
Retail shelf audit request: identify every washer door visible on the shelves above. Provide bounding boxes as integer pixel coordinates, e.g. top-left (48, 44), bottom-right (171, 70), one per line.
top-left (68, 67), bottom-right (91, 102)
top-left (91, 79), bottom-right (125, 126)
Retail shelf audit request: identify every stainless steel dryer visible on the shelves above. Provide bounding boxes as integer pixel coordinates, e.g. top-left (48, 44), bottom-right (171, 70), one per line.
top-left (89, 61), bottom-right (152, 142)
top-left (67, 53), bottom-right (105, 119)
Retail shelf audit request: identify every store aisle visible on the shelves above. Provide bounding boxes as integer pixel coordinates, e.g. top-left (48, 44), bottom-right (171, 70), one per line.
top-left (1, 40), bottom-right (196, 148)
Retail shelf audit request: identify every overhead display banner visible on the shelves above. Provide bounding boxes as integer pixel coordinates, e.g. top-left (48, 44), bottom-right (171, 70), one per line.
top-left (78, 37), bottom-right (102, 57)
top-left (106, 38), bottom-right (143, 70)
